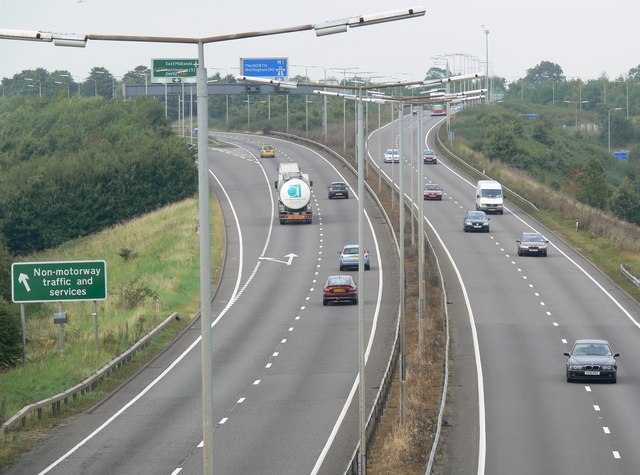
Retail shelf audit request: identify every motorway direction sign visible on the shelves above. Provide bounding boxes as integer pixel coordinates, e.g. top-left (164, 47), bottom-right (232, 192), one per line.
top-left (12, 260), bottom-right (107, 303)
top-left (152, 59), bottom-right (198, 79)
top-left (614, 150), bottom-right (629, 161)
top-left (240, 57), bottom-right (288, 79)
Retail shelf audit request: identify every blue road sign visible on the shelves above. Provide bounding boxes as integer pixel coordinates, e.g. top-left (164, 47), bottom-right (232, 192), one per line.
top-left (614, 150), bottom-right (629, 161)
top-left (240, 58), bottom-right (288, 79)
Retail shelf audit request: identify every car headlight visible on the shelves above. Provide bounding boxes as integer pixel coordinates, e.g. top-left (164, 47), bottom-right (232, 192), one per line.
top-left (602, 365), bottom-right (616, 370)
top-left (465, 221), bottom-right (472, 225)
top-left (568, 365), bottom-right (584, 370)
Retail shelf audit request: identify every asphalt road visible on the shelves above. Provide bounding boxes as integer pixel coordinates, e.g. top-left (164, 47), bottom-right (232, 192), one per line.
top-left (2, 132), bottom-right (400, 475)
top-left (369, 108), bottom-right (640, 475)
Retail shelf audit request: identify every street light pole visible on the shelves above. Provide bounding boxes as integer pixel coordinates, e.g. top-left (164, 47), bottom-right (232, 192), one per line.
top-left (564, 99), bottom-right (588, 130)
top-left (356, 87), bottom-right (367, 475)
top-left (87, 78), bottom-right (98, 96)
top-left (417, 106), bottom-right (425, 358)
top-left (618, 78), bottom-right (630, 118)
top-left (608, 107), bottom-right (622, 151)
top-left (25, 77), bottom-right (42, 96)
top-left (54, 80), bottom-right (70, 99)
top-left (398, 106), bottom-right (407, 428)
top-left (483, 25), bottom-right (489, 102)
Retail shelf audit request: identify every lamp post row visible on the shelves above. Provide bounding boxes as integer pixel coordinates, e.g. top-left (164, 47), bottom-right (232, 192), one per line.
top-left (0, 8), bottom-right (426, 475)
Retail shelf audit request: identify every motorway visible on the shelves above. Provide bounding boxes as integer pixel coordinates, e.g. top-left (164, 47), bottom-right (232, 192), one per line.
top-left (2, 134), bottom-right (400, 474)
top-left (7, 108), bottom-right (640, 475)
top-left (368, 108), bottom-right (640, 475)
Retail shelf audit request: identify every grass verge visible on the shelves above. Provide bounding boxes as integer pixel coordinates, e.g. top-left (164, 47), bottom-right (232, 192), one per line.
top-left (0, 195), bottom-right (224, 469)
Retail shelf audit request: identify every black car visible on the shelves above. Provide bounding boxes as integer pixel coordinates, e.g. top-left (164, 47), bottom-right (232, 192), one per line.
top-left (565, 339), bottom-right (619, 383)
top-left (328, 181), bottom-right (349, 199)
top-left (463, 210), bottom-right (490, 232)
top-left (517, 232), bottom-right (549, 256)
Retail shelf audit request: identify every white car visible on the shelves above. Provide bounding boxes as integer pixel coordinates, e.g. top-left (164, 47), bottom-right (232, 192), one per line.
top-left (383, 149), bottom-right (400, 163)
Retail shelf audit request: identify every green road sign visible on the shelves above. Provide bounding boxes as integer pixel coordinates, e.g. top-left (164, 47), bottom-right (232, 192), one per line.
top-left (152, 58), bottom-right (198, 79)
top-left (11, 260), bottom-right (107, 303)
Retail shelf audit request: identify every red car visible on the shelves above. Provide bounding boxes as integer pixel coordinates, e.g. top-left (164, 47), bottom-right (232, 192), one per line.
top-left (323, 275), bottom-right (358, 306)
top-left (423, 183), bottom-right (443, 200)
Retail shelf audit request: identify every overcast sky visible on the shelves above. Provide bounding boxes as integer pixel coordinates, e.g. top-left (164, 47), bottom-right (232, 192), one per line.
top-left (1, 0), bottom-right (638, 84)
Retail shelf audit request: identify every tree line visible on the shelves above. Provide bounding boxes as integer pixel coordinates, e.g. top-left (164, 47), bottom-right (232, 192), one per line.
top-left (0, 95), bottom-right (197, 366)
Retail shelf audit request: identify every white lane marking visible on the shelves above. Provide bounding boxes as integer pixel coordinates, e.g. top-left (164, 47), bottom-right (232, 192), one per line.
top-left (613, 451), bottom-right (621, 459)
top-left (37, 154), bottom-right (251, 475)
top-left (603, 427), bottom-right (610, 434)
top-left (253, 380), bottom-right (261, 385)
top-left (237, 398), bottom-right (246, 404)
top-left (367, 119), bottom-right (487, 475)
top-left (594, 405), bottom-right (601, 411)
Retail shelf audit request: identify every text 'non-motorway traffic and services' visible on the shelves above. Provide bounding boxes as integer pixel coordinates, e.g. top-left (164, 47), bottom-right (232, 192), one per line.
top-left (11, 260), bottom-right (107, 303)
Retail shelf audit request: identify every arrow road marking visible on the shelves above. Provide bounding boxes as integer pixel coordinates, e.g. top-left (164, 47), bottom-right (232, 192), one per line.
top-left (259, 253), bottom-right (298, 266)
top-left (18, 273), bottom-right (31, 292)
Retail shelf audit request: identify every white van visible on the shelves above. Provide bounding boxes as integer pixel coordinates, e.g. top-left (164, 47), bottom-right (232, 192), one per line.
top-left (476, 180), bottom-right (504, 214)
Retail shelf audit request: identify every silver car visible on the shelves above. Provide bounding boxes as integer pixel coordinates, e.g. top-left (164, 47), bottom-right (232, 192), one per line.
top-left (338, 244), bottom-right (371, 271)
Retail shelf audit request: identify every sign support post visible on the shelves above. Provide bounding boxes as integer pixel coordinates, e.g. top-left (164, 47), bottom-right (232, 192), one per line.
top-left (57, 302), bottom-right (65, 356)
top-left (92, 301), bottom-right (99, 351)
top-left (20, 304), bottom-right (26, 363)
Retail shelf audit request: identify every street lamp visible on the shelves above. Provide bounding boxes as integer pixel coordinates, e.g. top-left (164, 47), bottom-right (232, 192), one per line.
top-left (0, 8), bottom-right (426, 475)
top-left (608, 107), bottom-right (622, 151)
top-left (136, 71), bottom-right (149, 95)
top-left (87, 77), bottom-right (98, 96)
top-left (616, 78), bottom-right (630, 118)
top-left (59, 73), bottom-right (79, 96)
top-left (482, 25), bottom-right (489, 101)
top-left (563, 99), bottom-right (588, 130)
top-left (54, 80), bottom-right (70, 99)
top-left (25, 77), bottom-right (42, 97)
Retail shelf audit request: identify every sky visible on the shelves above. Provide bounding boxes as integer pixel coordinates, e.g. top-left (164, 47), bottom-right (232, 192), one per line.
top-left (1, 0), bottom-right (639, 84)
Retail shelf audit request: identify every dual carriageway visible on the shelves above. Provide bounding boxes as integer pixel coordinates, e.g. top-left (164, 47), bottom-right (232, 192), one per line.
top-left (6, 110), bottom-right (640, 475)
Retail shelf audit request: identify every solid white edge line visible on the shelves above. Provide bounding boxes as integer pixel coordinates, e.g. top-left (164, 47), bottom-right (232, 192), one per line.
top-left (37, 147), bottom-right (254, 474)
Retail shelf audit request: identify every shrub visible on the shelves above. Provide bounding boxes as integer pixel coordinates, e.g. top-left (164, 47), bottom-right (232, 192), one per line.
top-left (113, 277), bottom-right (158, 309)
top-left (0, 298), bottom-right (22, 368)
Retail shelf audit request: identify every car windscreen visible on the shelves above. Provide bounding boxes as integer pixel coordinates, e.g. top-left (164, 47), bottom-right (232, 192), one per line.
top-left (523, 234), bottom-right (544, 242)
top-left (573, 343), bottom-right (612, 355)
top-left (481, 189), bottom-right (502, 198)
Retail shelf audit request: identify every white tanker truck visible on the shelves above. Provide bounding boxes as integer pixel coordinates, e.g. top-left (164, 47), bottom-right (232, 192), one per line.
top-left (274, 162), bottom-right (313, 224)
